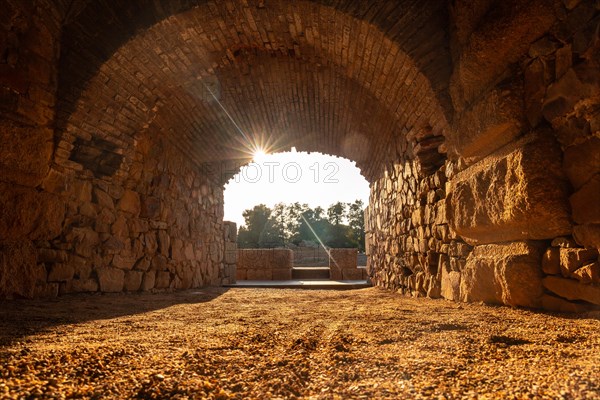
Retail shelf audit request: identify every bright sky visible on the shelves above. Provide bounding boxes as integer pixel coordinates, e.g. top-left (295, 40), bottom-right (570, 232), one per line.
top-left (224, 150), bottom-right (370, 228)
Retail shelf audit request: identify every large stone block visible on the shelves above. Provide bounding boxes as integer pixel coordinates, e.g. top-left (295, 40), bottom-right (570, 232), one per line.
top-left (118, 189), bottom-right (141, 216)
top-left (542, 247), bottom-right (560, 275)
top-left (97, 267), bottom-right (125, 292)
top-left (0, 241), bottom-right (37, 299)
top-left (559, 248), bottom-right (598, 276)
top-left (573, 224), bottom-right (600, 249)
top-left (155, 271), bottom-right (171, 288)
top-left (563, 137), bottom-right (600, 190)
top-left (460, 242), bottom-right (544, 308)
top-left (570, 174), bottom-right (600, 224)
top-left (71, 279), bottom-right (99, 293)
top-left (47, 263), bottom-right (75, 282)
top-left (450, 82), bottom-right (524, 162)
top-left (141, 271), bottom-right (156, 291)
top-left (124, 270), bottom-right (143, 291)
top-left (440, 269), bottom-right (461, 301)
top-left (542, 63), bottom-right (600, 124)
top-left (541, 294), bottom-right (597, 313)
top-left (543, 276), bottom-right (600, 305)
top-left (449, 134), bottom-right (571, 245)
top-left (0, 182), bottom-right (65, 241)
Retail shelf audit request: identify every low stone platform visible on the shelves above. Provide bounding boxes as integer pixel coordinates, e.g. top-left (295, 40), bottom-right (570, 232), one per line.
top-left (225, 280), bottom-right (371, 290)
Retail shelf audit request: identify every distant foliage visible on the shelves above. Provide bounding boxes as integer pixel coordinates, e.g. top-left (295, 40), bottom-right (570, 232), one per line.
top-left (237, 200), bottom-right (366, 251)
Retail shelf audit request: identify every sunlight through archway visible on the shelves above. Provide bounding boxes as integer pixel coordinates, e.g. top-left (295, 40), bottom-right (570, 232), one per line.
top-left (224, 151), bottom-right (369, 230)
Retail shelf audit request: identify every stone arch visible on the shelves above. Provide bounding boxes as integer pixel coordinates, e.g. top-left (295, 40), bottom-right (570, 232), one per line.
top-left (54, 0), bottom-right (452, 184)
top-left (2, 0), bottom-right (598, 312)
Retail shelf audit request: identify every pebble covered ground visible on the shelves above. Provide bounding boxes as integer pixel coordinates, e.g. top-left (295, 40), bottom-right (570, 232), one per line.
top-left (0, 287), bottom-right (599, 399)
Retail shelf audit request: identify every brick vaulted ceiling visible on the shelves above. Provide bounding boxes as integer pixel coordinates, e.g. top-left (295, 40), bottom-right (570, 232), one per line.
top-left (55, 0), bottom-right (453, 182)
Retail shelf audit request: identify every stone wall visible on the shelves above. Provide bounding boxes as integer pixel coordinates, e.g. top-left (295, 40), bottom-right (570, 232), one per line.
top-left (366, 0), bottom-right (600, 312)
top-left (0, 113), bottom-right (228, 299)
top-left (329, 249), bottom-right (367, 280)
top-left (1, 0), bottom-right (600, 311)
top-left (222, 222), bottom-right (238, 285)
top-left (236, 249), bottom-right (293, 281)
top-left (366, 157), bottom-right (467, 301)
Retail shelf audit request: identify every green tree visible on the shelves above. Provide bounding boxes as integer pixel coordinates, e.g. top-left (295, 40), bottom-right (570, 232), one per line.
top-left (238, 204), bottom-right (271, 248)
top-left (327, 202), bottom-right (347, 226)
top-left (259, 203), bottom-right (287, 247)
top-left (297, 205), bottom-right (328, 245)
top-left (287, 202), bottom-right (309, 245)
top-left (347, 199), bottom-right (366, 252)
top-left (238, 201), bottom-right (366, 250)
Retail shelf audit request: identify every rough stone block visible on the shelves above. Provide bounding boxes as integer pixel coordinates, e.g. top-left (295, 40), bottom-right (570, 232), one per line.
top-left (449, 134), bottom-right (571, 245)
top-left (450, 0), bottom-right (556, 110)
top-left (141, 271), bottom-right (156, 291)
top-left (542, 247), bottom-right (561, 275)
top-left (155, 271), bottom-right (171, 289)
top-left (34, 283), bottom-right (59, 298)
top-left (541, 294), bottom-right (596, 313)
top-left (112, 254), bottom-right (137, 271)
top-left (542, 65), bottom-right (599, 123)
top-left (461, 242), bottom-right (544, 308)
top-left (0, 241), bottom-right (37, 299)
top-left (48, 263), bottom-right (75, 282)
top-left (559, 248), bottom-right (598, 276)
top-left (71, 279), bottom-right (99, 293)
top-left (97, 267), bottom-right (125, 292)
top-left (574, 224), bottom-right (600, 249)
top-left (570, 174), bottom-right (600, 224)
top-left (0, 182), bottom-right (65, 241)
top-left (551, 237), bottom-right (578, 248)
top-left (563, 137), bottom-right (600, 190)
top-left (441, 270), bottom-right (461, 301)
top-left (93, 188), bottom-right (114, 210)
top-left (571, 262), bottom-right (600, 284)
top-left (140, 196), bottom-right (160, 218)
top-left (118, 189), bottom-right (141, 216)
top-left (224, 246), bottom-right (237, 264)
top-left (450, 82), bottom-right (524, 162)
top-left (543, 275), bottom-right (600, 305)
top-left (124, 270), bottom-right (143, 291)
top-left (170, 238), bottom-right (186, 262)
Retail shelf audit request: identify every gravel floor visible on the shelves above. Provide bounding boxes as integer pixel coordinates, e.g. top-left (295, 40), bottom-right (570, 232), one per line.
top-left (0, 287), bottom-right (599, 399)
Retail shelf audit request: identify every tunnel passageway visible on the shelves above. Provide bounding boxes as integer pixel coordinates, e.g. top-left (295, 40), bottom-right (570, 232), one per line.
top-left (1, 1), bottom-right (599, 310)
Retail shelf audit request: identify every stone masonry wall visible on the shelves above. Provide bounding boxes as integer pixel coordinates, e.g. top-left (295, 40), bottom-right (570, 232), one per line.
top-left (329, 248), bottom-right (367, 280)
top-left (236, 249), bottom-right (293, 281)
top-left (222, 222), bottom-right (237, 285)
top-left (2, 0), bottom-right (600, 310)
top-left (1, 113), bottom-right (228, 298)
top-left (367, 1), bottom-right (600, 312)
top-left (366, 158), bottom-right (473, 302)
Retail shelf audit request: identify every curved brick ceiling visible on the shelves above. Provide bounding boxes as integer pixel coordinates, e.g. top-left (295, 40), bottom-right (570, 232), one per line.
top-left (56, 0), bottom-right (452, 182)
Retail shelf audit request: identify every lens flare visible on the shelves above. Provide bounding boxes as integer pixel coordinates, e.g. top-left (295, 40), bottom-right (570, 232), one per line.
top-left (253, 149), bottom-right (268, 161)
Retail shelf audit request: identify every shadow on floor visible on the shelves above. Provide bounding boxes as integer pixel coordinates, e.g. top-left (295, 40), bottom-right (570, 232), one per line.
top-left (0, 287), bottom-right (229, 347)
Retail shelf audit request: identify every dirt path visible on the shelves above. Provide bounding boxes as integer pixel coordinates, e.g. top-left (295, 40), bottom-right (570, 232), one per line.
top-left (1, 288), bottom-right (599, 399)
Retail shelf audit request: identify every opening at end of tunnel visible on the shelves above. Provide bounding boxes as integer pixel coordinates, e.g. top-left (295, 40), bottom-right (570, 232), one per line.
top-left (224, 150), bottom-right (369, 252)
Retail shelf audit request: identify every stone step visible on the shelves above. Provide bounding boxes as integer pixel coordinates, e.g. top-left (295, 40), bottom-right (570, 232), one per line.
top-left (292, 267), bottom-right (330, 280)
top-left (225, 280), bottom-right (371, 290)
